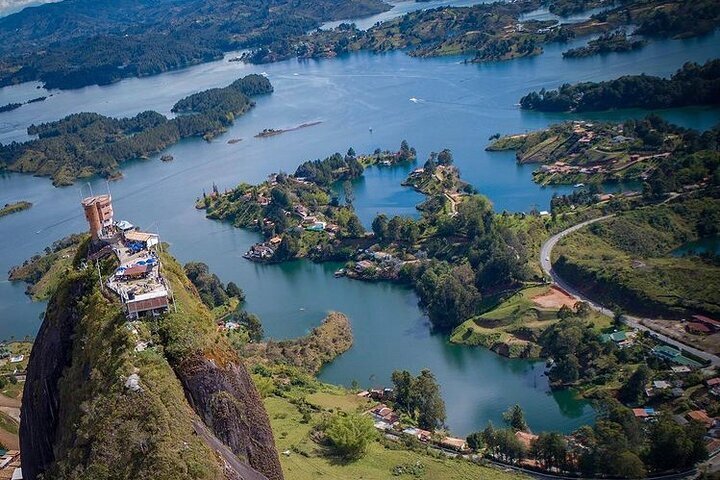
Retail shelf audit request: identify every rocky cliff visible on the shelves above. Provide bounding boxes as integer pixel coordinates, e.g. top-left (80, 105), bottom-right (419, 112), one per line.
top-left (20, 250), bottom-right (283, 480)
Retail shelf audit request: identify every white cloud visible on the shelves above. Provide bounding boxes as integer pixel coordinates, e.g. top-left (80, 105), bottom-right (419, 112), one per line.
top-left (0, 0), bottom-right (62, 17)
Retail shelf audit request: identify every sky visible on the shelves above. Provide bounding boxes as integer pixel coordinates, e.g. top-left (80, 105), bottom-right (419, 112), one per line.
top-left (0, 0), bottom-right (60, 17)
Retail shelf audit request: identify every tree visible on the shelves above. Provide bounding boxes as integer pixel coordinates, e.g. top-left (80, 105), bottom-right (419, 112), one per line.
top-left (225, 281), bottom-right (244, 301)
top-left (647, 415), bottom-right (708, 471)
top-left (372, 214), bottom-right (388, 241)
top-left (346, 214), bottom-right (364, 238)
top-left (615, 451), bottom-right (646, 479)
top-left (391, 369), bottom-right (446, 430)
top-left (618, 364), bottom-right (650, 405)
top-left (553, 354), bottom-right (580, 384)
top-left (574, 301), bottom-right (591, 317)
top-left (437, 148), bottom-right (453, 165)
top-left (343, 179), bottom-right (355, 206)
top-left (503, 405), bottom-right (528, 432)
top-left (467, 431), bottom-right (484, 450)
top-left (422, 262), bottom-right (481, 331)
top-left (531, 432), bottom-right (567, 471)
top-left (323, 412), bottom-right (377, 460)
top-left (413, 369), bottom-right (446, 430)
top-left (557, 304), bottom-right (573, 320)
top-left (391, 370), bottom-right (415, 414)
top-left (236, 310), bottom-right (263, 342)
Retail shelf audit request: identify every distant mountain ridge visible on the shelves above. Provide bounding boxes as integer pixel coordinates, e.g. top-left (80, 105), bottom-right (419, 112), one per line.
top-left (0, 0), bottom-right (390, 89)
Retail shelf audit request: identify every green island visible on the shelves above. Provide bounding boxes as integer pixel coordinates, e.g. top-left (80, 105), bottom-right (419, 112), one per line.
top-left (487, 115), bottom-right (720, 186)
top-left (0, 0), bottom-right (389, 90)
top-left (0, 74), bottom-right (272, 186)
top-left (0, 200), bottom-right (32, 218)
top-left (563, 31), bottom-right (647, 58)
top-left (242, 0), bottom-right (720, 66)
top-left (243, 0), bottom-right (578, 64)
top-left (519, 59), bottom-right (720, 112)
top-left (198, 142), bottom-right (416, 263)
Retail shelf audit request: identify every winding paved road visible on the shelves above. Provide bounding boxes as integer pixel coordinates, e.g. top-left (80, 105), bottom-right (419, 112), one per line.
top-left (540, 215), bottom-right (720, 367)
top-left (192, 419), bottom-right (269, 480)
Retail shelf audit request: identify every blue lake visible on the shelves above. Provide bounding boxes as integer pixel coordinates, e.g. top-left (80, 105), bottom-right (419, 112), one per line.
top-left (1, 23), bottom-right (719, 435)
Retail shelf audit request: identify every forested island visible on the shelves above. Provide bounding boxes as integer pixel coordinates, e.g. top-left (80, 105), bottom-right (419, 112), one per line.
top-left (198, 142), bottom-right (416, 263)
top-left (563, 31), bottom-right (646, 58)
top-left (487, 115), bottom-right (720, 187)
top-left (242, 0), bottom-right (577, 64)
top-left (0, 74), bottom-right (272, 186)
top-left (0, 200), bottom-right (32, 218)
top-left (0, 0), bottom-right (389, 90)
top-left (519, 59), bottom-right (720, 112)
top-left (240, 0), bottom-right (720, 66)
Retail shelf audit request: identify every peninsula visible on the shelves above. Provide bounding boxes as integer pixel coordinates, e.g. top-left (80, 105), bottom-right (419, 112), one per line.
top-left (563, 31), bottom-right (646, 58)
top-left (0, 74), bottom-right (272, 186)
top-left (486, 115), bottom-right (720, 187)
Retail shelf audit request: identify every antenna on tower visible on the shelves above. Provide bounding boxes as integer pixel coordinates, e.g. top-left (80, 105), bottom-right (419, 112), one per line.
top-left (87, 182), bottom-right (94, 197)
top-left (105, 180), bottom-right (112, 198)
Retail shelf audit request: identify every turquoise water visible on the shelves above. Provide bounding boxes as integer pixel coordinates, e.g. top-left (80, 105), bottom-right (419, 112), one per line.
top-left (1, 24), bottom-right (719, 435)
top-left (672, 237), bottom-right (720, 257)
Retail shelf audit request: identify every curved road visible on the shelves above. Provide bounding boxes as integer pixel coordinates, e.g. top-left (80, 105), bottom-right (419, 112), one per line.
top-left (540, 215), bottom-right (720, 367)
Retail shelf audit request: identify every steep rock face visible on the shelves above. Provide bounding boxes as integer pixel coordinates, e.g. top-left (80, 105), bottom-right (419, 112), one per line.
top-left (19, 277), bottom-right (88, 480)
top-left (178, 354), bottom-right (284, 480)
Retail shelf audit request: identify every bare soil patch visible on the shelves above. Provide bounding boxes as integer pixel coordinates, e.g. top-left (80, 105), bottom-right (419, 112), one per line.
top-left (532, 286), bottom-right (576, 309)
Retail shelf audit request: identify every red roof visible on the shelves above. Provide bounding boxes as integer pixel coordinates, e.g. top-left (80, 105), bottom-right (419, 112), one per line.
top-left (694, 315), bottom-right (720, 327)
top-left (707, 378), bottom-right (720, 387)
top-left (688, 410), bottom-right (714, 426)
top-left (123, 265), bottom-right (149, 276)
top-left (632, 408), bottom-right (649, 418)
top-left (687, 322), bottom-right (712, 333)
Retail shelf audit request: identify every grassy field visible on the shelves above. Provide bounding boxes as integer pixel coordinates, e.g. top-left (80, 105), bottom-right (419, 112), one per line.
top-left (264, 383), bottom-right (527, 480)
top-left (553, 210), bottom-right (720, 319)
top-left (450, 286), bottom-right (612, 358)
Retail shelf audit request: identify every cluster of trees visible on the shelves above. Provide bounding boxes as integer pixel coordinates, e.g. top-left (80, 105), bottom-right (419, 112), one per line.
top-left (633, 0), bottom-right (720, 39)
top-left (547, 0), bottom-right (611, 16)
top-left (519, 59), bottom-right (720, 112)
top-left (0, 75), bottom-right (270, 186)
top-left (294, 151), bottom-right (364, 187)
top-left (466, 402), bottom-right (708, 477)
top-left (641, 127), bottom-right (720, 198)
top-left (172, 74), bottom-right (272, 115)
top-left (391, 369), bottom-right (446, 430)
top-left (184, 261), bottom-right (244, 309)
top-left (539, 302), bottom-right (623, 385)
top-left (0, 0), bottom-right (388, 90)
top-left (398, 194), bottom-right (531, 330)
top-left (563, 31), bottom-right (646, 58)
top-left (372, 214), bottom-right (420, 244)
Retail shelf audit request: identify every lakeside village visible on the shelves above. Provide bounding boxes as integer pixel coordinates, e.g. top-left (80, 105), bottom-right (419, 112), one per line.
top-left (354, 323), bottom-right (720, 470)
top-left (491, 120), bottom-right (704, 188)
top-left (199, 148), bottom-right (720, 471)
